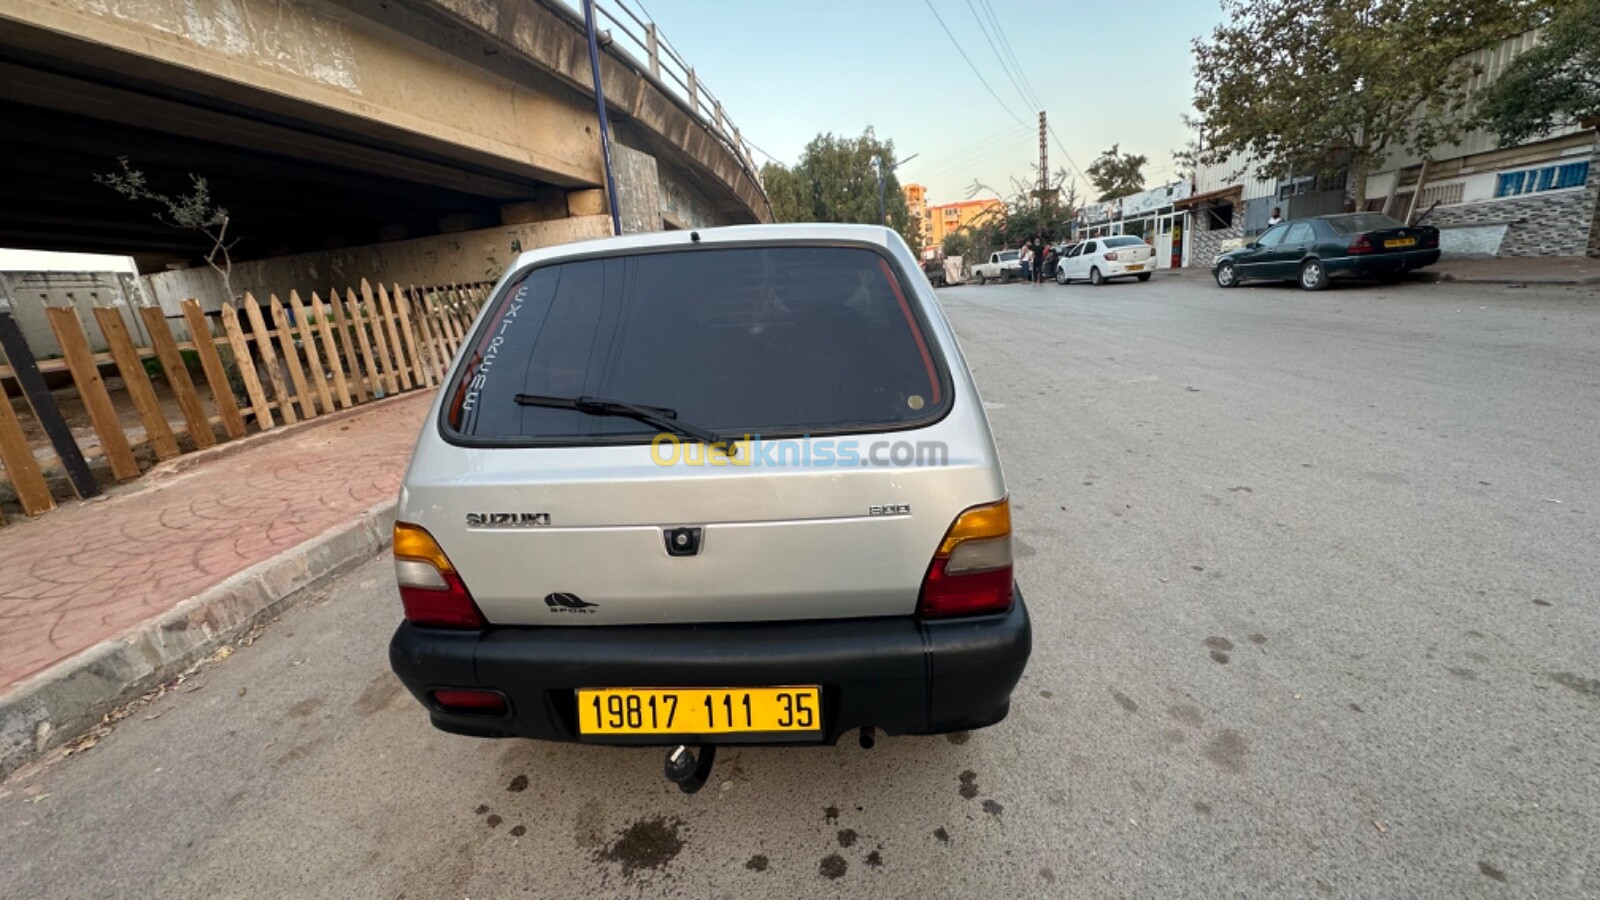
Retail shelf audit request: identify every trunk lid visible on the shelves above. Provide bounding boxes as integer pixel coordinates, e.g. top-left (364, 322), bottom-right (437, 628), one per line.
top-left (402, 237), bottom-right (1005, 626)
top-left (1360, 225), bottom-right (1430, 254)
top-left (404, 438), bottom-right (999, 625)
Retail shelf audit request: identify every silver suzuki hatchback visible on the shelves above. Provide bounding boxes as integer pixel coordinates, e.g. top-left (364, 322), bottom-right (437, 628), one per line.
top-left (389, 224), bottom-right (1029, 788)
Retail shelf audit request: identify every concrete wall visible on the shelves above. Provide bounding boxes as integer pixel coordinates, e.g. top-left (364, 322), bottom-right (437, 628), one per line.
top-left (658, 165), bottom-right (723, 230)
top-left (415, 0), bottom-right (770, 222)
top-left (144, 215), bottom-right (612, 312)
top-left (1440, 224), bottom-right (1510, 257)
top-left (8, 0), bottom-right (604, 187)
top-left (0, 271), bottom-right (145, 356)
top-left (611, 143), bottom-right (663, 236)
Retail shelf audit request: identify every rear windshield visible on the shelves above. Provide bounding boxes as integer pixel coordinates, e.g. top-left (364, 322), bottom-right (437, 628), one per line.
top-left (445, 245), bottom-right (950, 443)
top-left (1325, 213), bottom-right (1403, 234)
top-left (1103, 236), bottom-right (1146, 248)
top-left (999, 250), bottom-right (1020, 261)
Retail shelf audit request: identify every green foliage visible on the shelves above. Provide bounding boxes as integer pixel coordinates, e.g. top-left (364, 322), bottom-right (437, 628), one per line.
top-left (180, 348), bottom-right (203, 374)
top-left (1479, 0), bottom-right (1600, 146)
top-left (142, 356), bottom-right (165, 381)
top-left (944, 168), bottom-right (1080, 260)
top-left (97, 157), bottom-right (240, 302)
top-left (1191, 0), bottom-right (1543, 204)
top-left (1086, 145), bottom-right (1148, 201)
top-left (759, 129), bottom-right (920, 251)
top-left (941, 229), bottom-right (979, 261)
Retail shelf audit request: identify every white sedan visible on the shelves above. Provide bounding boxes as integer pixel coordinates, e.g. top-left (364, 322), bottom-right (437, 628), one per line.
top-left (1055, 235), bottom-right (1156, 285)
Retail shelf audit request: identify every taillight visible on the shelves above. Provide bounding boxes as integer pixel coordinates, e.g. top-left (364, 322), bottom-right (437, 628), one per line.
top-left (1421, 232), bottom-right (1438, 248)
top-left (1348, 235), bottom-right (1374, 255)
top-left (1104, 251), bottom-right (1119, 260)
top-left (394, 522), bottom-right (486, 628)
top-left (918, 498), bottom-right (1014, 618)
top-left (431, 689), bottom-right (507, 715)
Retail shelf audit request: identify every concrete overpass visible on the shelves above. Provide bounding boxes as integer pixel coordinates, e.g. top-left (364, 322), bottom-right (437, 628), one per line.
top-left (0, 0), bottom-right (771, 304)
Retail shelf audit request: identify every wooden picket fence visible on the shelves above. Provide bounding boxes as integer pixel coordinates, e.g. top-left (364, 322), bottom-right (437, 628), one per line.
top-left (0, 279), bottom-right (489, 526)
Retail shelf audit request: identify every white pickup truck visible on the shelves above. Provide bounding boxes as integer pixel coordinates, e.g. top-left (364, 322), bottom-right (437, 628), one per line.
top-left (971, 249), bottom-right (1022, 285)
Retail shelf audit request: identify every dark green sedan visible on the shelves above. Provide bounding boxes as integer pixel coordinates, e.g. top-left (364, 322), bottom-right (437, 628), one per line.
top-left (1213, 213), bottom-right (1441, 291)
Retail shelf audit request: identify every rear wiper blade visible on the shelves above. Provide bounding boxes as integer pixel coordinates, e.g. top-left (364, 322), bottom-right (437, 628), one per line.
top-left (514, 393), bottom-right (736, 454)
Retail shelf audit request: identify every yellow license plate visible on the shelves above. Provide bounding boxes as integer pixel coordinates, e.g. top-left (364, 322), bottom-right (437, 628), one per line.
top-left (577, 687), bottom-right (822, 736)
top-left (1384, 237), bottom-right (1417, 248)
top-left (1126, 264), bottom-right (1144, 271)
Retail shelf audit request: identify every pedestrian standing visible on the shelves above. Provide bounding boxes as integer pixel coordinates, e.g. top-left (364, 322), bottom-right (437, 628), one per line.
top-left (1032, 238), bottom-right (1047, 284)
top-left (1268, 206), bottom-right (1284, 227)
top-left (1020, 244), bottom-right (1033, 283)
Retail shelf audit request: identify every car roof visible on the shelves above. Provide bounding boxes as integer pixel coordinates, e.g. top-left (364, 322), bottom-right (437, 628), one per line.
top-left (505, 223), bottom-right (898, 271)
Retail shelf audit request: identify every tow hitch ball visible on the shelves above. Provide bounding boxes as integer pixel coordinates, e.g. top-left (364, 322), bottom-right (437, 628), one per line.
top-left (664, 744), bottom-right (717, 794)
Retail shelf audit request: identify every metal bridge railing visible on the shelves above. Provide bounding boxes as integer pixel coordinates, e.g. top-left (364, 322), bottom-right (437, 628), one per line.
top-left (546, 0), bottom-right (766, 196)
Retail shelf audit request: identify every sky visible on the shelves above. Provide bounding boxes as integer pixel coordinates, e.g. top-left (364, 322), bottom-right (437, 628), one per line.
top-left (646, 0), bottom-right (1228, 207)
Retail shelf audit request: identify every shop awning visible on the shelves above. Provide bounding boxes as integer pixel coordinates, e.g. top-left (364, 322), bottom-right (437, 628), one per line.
top-left (1174, 185), bottom-right (1243, 209)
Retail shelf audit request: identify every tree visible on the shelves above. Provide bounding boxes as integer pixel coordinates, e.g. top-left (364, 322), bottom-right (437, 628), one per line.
top-left (97, 157), bottom-right (239, 301)
top-left (944, 166), bottom-right (1080, 259)
top-left (759, 129), bottom-right (919, 251)
top-left (1086, 145), bottom-right (1148, 201)
top-left (1478, 0), bottom-right (1600, 146)
top-left (1190, 0), bottom-right (1542, 207)
top-left (760, 162), bottom-right (812, 224)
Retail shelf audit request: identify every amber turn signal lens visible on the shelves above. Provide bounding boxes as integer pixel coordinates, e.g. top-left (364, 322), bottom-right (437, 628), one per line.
top-left (393, 522), bottom-right (455, 573)
top-left (936, 498), bottom-right (1011, 557)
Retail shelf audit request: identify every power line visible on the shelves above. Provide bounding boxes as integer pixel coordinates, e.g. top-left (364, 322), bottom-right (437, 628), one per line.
top-left (900, 125), bottom-right (1030, 180)
top-left (743, 138), bottom-right (785, 166)
top-left (978, 0), bottom-right (1044, 111)
top-left (1046, 121), bottom-right (1092, 197)
top-left (903, 134), bottom-right (1035, 187)
top-left (921, 0), bottom-right (1027, 126)
top-left (963, 0), bottom-right (1036, 115)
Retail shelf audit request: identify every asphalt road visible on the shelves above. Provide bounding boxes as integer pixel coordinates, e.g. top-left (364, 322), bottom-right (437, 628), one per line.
top-left (3, 272), bottom-right (1598, 899)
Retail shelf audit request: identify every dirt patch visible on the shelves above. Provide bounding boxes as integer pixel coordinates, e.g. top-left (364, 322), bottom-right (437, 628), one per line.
top-left (819, 853), bottom-right (848, 879)
top-left (593, 816), bottom-right (685, 878)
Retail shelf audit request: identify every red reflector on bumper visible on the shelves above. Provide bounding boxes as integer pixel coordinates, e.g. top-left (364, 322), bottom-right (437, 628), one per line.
top-left (431, 689), bottom-right (507, 715)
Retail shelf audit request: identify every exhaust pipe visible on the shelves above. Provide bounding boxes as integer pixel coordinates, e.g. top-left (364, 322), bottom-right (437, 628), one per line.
top-left (858, 726), bottom-right (877, 750)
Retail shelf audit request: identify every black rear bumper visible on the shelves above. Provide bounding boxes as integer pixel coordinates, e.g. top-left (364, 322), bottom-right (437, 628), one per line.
top-left (1326, 248), bottom-right (1441, 278)
top-left (389, 590), bottom-right (1031, 745)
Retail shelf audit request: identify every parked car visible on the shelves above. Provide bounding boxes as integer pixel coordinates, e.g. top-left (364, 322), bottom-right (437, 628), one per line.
top-left (972, 249), bottom-right (1022, 284)
top-left (922, 255), bottom-right (947, 287)
top-left (1046, 242), bottom-right (1080, 280)
top-left (1055, 235), bottom-right (1155, 285)
top-left (1212, 213), bottom-right (1440, 291)
top-left (388, 224), bottom-right (1031, 792)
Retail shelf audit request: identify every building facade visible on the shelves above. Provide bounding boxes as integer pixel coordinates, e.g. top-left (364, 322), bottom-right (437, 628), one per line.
top-left (924, 198), bottom-right (1004, 249)
top-left (1181, 29), bottom-right (1600, 266)
top-left (902, 183), bottom-right (931, 251)
top-left (1074, 180), bottom-right (1194, 269)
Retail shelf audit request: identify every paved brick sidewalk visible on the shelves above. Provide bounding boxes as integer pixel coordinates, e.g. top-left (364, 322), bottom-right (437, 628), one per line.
top-left (0, 392), bottom-right (432, 692)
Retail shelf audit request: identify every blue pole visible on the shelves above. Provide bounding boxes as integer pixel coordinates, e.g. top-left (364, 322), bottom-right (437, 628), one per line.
top-left (583, 0), bottom-right (624, 236)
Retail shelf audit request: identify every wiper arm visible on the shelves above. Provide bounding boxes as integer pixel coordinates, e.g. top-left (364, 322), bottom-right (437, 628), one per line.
top-left (514, 393), bottom-right (736, 454)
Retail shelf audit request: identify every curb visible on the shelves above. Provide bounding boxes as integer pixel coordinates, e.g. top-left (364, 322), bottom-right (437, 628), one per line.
top-left (0, 498), bottom-right (397, 782)
top-left (1432, 273), bottom-right (1600, 286)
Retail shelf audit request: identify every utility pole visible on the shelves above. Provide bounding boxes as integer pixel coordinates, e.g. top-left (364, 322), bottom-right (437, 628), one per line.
top-left (1038, 111), bottom-right (1048, 198)
top-left (582, 0), bottom-right (623, 236)
top-left (873, 155), bottom-right (884, 226)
